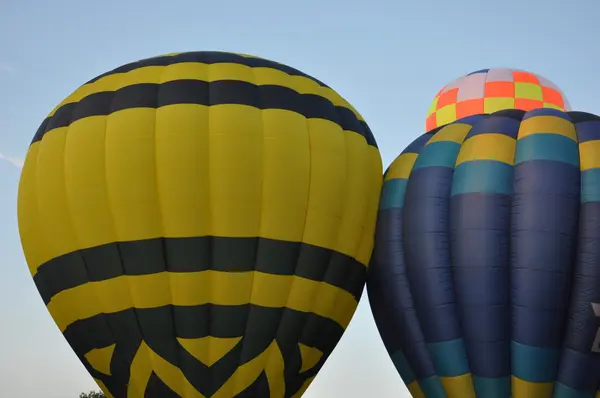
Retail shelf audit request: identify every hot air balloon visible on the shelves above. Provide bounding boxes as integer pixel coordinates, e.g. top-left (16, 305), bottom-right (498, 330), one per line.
top-left (18, 51), bottom-right (383, 397)
top-left (425, 68), bottom-right (571, 132)
top-left (367, 108), bottom-right (600, 398)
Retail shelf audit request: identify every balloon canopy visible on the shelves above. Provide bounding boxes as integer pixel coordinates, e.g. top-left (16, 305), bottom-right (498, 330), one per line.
top-left (368, 108), bottom-right (600, 398)
top-left (425, 68), bottom-right (571, 132)
top-left (17, 51), bottom-right (383, 397)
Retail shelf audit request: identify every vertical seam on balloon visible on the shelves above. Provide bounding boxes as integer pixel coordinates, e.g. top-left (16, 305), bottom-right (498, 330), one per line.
top-left (404, 130), bottom-right (455, 394)
top-left (64, 96), bottom-right (120, 389)
top-left (204, 63), bottom-right (215, 396)
top-left (254, 65), bottom-right (273, 394)
top-left (508, 113), bottom-right (517, 392)
top-left (104, 71), bottom-right (151, 393)
top-left (561, 114), bottom-right (581, 394)
top-left (155, 66), bottom-right (187, 394)
top-left (77, 98), bottom-right (120, 396)
top-left (458, 123), bottom-right (476, 391)
top-left (405, 152), bottom-right (438, 395)
top-left (288, 75), bottom-right (318, 395)
top-left (226, 63), bottom-right (260, 396)
top-left (130, 72), bottom-right (162, 393)
top-left (326, 99), bottom-right (358, 338)
top-left (357, 127), bottom-right (378, 269)
top-left (306, 97), bottom-right (350, 382)
top-left (206, 62), bottom-right (222, 396)
top-left (555, 112), bottom-right (585, 395)
top-left (450, 121), bottom-right (484, 396)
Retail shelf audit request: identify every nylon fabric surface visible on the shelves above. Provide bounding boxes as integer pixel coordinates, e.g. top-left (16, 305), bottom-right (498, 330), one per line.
top-left (368, 109), bottom-right (600, 398)
top-left (17, 51), bottom-right (383, 398)
top-left (425, 68), bottom-right (571, 132)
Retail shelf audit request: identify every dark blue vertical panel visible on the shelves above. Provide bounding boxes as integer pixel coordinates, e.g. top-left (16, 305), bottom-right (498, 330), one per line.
top-left (511, 116), bottom-right (580, 385)
top-left (448, 111), bottom-right (522, 398)
top-left (404, 165), bottom-right (459, 343)
top-left (369, 207), bottom-right (436, 381)
top-left (450, 193), bottom-right (512, 376)
top-left (448, 114), bottom-right (521, 398)
top-left (367, 133), bottom-right (438, 387)
top-left (555, 117), bottom-right (600, 395)
top-left (402, 127), bottom-right (473, 383)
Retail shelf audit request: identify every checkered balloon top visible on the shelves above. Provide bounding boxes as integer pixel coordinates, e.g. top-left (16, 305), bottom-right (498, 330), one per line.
top-left (425, 68), bottom-right (571, 132)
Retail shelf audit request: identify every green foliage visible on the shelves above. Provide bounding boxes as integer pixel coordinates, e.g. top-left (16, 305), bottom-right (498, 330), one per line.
top-left (79, 391), bottom-right (106, 398)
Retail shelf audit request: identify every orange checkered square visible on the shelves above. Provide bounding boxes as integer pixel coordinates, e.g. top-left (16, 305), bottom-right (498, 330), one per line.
top-left (484, 82), bottom-right (515, 98)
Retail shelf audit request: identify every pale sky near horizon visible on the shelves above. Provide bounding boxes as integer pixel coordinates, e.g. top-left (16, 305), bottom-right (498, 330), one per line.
top-left (1, 1), bottom-right (600, 397)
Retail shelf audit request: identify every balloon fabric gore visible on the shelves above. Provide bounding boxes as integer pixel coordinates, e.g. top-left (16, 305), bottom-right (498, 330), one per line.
top-left (425, 68), bottom-right (570, 133)
top-left (17, 51), bottom-right (383, 398)
top-left (368, 108), bottom-right (600, 398)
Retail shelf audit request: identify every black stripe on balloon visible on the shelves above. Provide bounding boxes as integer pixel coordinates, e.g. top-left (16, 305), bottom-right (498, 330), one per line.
top-left (146, 373), bottom-right (180, 397)
top-left (86, 51), bottom-right (330, 87)
top-left (31, 80), bottom-right (377, 147)
top-left (65, 305), bottom-right (343, 397)
top-left (33, 236), bottom-right (367, 305)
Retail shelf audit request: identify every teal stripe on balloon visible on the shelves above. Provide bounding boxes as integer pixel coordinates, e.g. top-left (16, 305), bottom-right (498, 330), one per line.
top-left (425, 338), bottom-right (470, 377)
top-left (413, 141), bottom-right (461, 170)
top-left (390, 350), bottom-right (416, 385)
top-left (379, 179), bottom-right (408, 210)
top-left (511, 341), bottom-right (560, 382)
top-left (418, 376), bottom-right (447, 398)
top-left (553, 382), bottom-right (597, 398)
top-left (472, 376), bottom-right (510, 398)
top-left (581, 169), bottom-right (600, 203)
top-left (451, 160), bottom-right (514, 196)
top-left (515, 134), bottom-right (579, 167)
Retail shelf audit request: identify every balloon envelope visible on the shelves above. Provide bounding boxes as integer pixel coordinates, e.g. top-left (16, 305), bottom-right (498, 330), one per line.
top-left (425, 68), bottom-right (571, 132)
top-left (18, 51), bottom-right (383, 397)
top-left (368, 108), bottom-right (600, 398)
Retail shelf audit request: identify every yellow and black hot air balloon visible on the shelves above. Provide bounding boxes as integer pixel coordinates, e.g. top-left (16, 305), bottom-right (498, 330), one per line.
top-left (17, 51), bottom-right (383, 398)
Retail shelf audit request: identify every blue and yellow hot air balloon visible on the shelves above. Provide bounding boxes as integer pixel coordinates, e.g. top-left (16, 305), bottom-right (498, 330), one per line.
top-left (368, 107), bottom-right (600, 398)
top-left (17, 51), bottom-right (383, 397)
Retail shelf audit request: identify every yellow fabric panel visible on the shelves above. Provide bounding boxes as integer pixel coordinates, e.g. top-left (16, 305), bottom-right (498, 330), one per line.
top-left (511, 376), bottom-right (554, 398)
top-left (579, 140), bottom-right (600, 171)
top-left (407, 381), bottom-right (425, 398)
top-left (48, 62), bottom-right (361, 123)
top-left (154, 104), bottom-right (212, 238)
top-left (440, 374), bottom-right (476, 398)
top-left (19, 105), bottom-right (381, 274)
top-left (176, 337), bottom-right (242, 367)
top-left (515, 82), bottom-right (544, 100)
top-left (385, 153), bottom-right (419, 181)
top-left (20, 128), bottom-right (79, 273)
top-left (298, 344), bottom-right (323, 373)
top-left (357, 145), bottom-right (383, 266)
top-left (250, 108), bottom-right (310, 242)
top-left (85, 344), bottom-right (116, 375)
top-left (17, 144), bottom-right (49, 274)
top-left (518, 115), bottom-right (577, 141)
top-left (455, 134), bottom-right (516, 166)
top-left (301, 117), bottom-right (352, 255)
top-left (484, 97), bottom-right (515, 113)
top-left (46, 271), bottom-right (357, 332)
top-left (426, 123), bottom-right (471, 144)
top-left (434, 104), bottom-right (457, 127)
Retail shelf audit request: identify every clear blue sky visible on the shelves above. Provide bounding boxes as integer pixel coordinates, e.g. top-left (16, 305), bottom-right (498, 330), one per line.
top-left (1, 1), bottom-right (599, 397)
